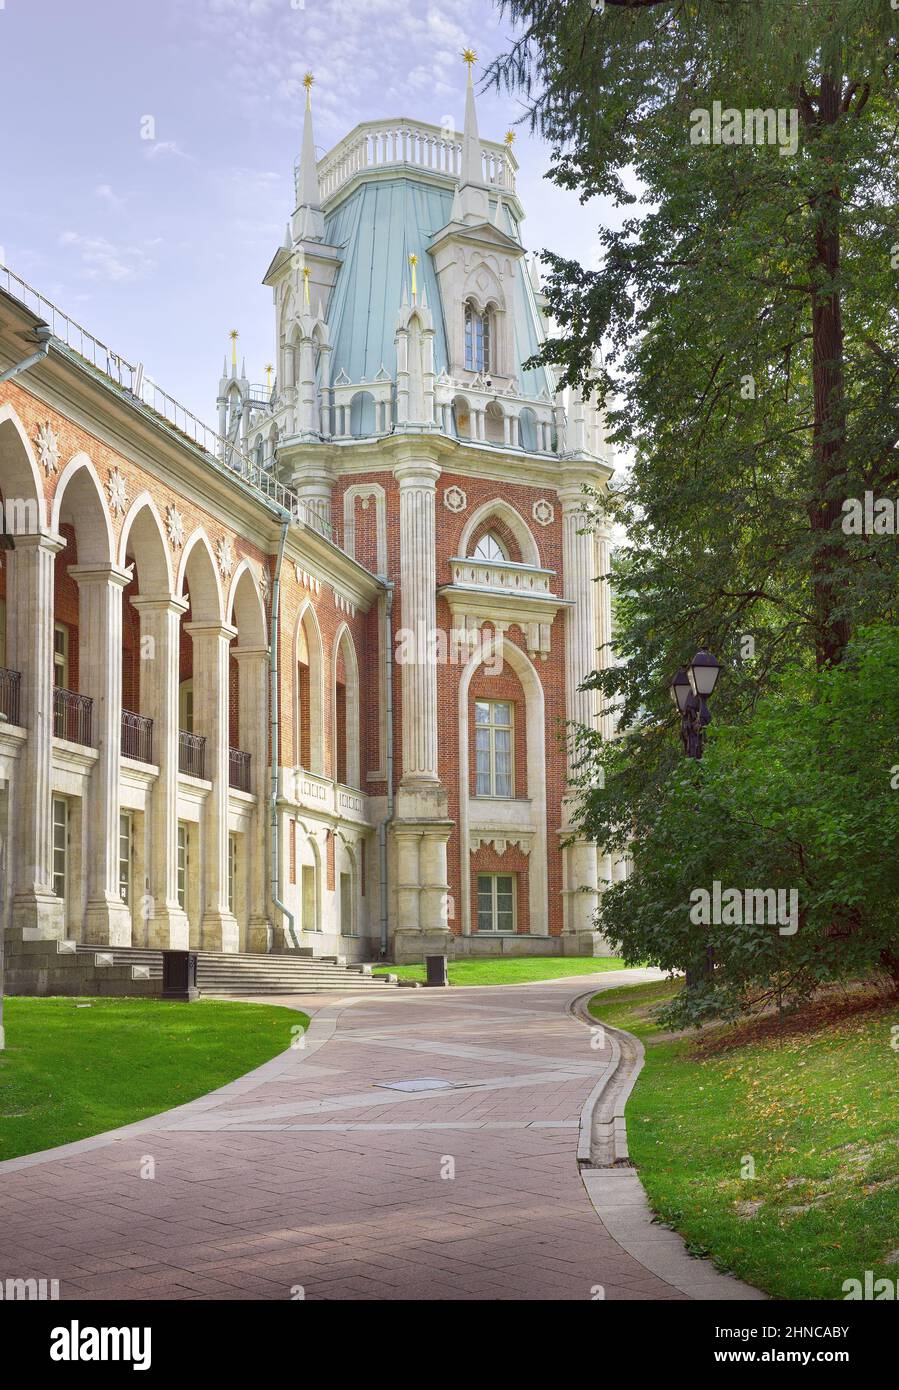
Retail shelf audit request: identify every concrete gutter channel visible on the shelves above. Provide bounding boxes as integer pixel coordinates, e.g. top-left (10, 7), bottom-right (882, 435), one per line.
top-left (568, 987), bottom-right (767, 1301)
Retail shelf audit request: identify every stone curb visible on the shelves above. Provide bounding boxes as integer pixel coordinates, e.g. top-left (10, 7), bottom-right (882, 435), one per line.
top-left (567, 986), bottom-right (767, 1302)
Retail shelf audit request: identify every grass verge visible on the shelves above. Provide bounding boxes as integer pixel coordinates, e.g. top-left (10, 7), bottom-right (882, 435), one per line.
top-left (588, 979), bottom-right (899, 1300)
top-left (374, 955), bottom-right (624, 987)
top-left (0, 996), bottom-right (307, 1162)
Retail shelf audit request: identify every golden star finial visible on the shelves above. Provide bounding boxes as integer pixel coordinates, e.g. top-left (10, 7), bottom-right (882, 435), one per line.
top-left (505, 130), bottom-right (516, 147)
top-left (408, 252), bottom-right (419, 298)
top-left (229, 328), bottom-right (239, 366)
top-left (462, 48), bottom-right (477, 71)
top-left (303, 71), bottom-right (314, 109)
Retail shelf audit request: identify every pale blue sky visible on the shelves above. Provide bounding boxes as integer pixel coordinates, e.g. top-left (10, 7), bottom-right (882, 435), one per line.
top-left (1, 0), bottom-right (615, 425)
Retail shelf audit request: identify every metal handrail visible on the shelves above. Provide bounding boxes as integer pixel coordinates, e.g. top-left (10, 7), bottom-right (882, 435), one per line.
top-left (0, 667), bottom-right (21, 726)
top-left (228, 746), bottom-right (252, 792)
top-left (121, 709), bottom-right (153, 763)
top-left (178, 729), bottom-right (206, 779)
top-left (53, 687), bottom-right (93, 747)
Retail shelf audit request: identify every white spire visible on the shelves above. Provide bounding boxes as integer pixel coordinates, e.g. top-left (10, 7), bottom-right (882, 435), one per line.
top-left (294, 73), bottom-right (325, 241)
top-left (457, 52), bottom-right (489, 223)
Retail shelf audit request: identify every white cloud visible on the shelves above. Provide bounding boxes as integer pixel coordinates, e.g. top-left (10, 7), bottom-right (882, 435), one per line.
top-left (144, 141), bottom-right (192, 161)
top-left (58, 232), bottom-right (156, 283)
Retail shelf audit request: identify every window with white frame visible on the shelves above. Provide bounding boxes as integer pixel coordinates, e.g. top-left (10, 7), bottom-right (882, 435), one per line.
top-left (177, 822), bottom-right (188, 911)
top-left (118, 812), bottom-right (132, 905)
top-left (464, 302), bottom-right (491, 373)
top-left (53, 624), bottom-right (69, 688)
top-left (179, 679), bottom-right (194, 733)
top-left (52, 796), bottom-right (68, 901)
top-left (228, 833), bottom-right (237, 915)
top-left (477, 873), bottom-right (515, 933)
top-left (475, 700), bottom-right (513, 797)
top-left (471, 531), bottom-right (508, 562)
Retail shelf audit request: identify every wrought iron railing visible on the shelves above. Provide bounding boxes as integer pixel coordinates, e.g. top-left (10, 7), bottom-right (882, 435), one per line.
top-left (178, 729), bottom-right (206, 779)
top-left (0, 263), bottom-right (334, 543)
top-left (228, 747), bottom-right (252, 792)
top-left (53, 687), bottom-right (93, 746)
top-left (0, 667), bottom-right (22, 726)
top-left (121, 709), bottom-right (153, 763)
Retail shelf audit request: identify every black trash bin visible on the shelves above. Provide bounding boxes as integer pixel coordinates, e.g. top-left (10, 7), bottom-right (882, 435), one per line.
top-left (162, 949), bottom-right (199, 1002)
top-left (425, 954), bottom-right (448, 988)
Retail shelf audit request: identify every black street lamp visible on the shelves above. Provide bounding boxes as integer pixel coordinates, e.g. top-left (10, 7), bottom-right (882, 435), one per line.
top-left (669, 647), bottom-right (721, 759)
top-left (670, 647), bottom-right (722, 986)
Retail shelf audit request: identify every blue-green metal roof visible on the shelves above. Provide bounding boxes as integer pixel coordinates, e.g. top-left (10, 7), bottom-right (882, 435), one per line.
top-left (322, 177), bottom-right (554, 400)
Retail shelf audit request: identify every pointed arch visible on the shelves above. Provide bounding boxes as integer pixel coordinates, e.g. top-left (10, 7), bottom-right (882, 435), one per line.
top-left (294, 597), bottom-right (324, 775)
top-left (332, 621), bottom-right (360, 788)
top-left (227, 559), bottom-right (267, 647)
top-left (118, 492), bottom-right (173, 594)
top-left (457, 632), bottom-right (548, 939)
top-left (177, 529), bottom-right (224, 622)
top-left (0, 404), bottom-right (46, 532)
top-left (51, 453), bottom-right (115, 564)
top-left (459, 497), bottom-right (540, 568)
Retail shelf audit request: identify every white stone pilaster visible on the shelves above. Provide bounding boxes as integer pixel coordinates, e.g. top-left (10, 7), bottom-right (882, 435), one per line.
top-left (560, 481), bottom-right (600, 780)
top-left (131, 594), bottom-right (190, 949)
top-left (8, 531), bottom-right (65, 939)
top-left (395, 458), bottom-right (440, 786)
top-left (70, 563), bottom-right (133, 946)
top-left (233, 645), bottom-right (272, 952)
top-left (186, 618), bottom-right (239, 952)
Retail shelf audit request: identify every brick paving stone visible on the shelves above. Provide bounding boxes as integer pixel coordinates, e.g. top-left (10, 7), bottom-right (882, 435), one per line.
top-left (0, 971), bottom-right (692, 1301)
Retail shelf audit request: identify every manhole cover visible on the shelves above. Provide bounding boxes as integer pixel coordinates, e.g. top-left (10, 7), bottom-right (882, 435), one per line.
top-left (374, 1077), bottom-right (455, 1092)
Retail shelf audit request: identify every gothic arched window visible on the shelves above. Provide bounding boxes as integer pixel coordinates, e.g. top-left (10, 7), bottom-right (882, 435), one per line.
top-left (472, 531), bottom-right (508, 562)
top-left (464, 301), bottom-right (491, 374)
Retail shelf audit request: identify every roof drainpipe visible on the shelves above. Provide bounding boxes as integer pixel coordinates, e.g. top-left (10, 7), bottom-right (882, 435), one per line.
top-left (270, 514), bottom-right (299, 951)
top-left (0, 324), bottom-right (53, 384)
top-left (378, 582), bottom-right (395, 959)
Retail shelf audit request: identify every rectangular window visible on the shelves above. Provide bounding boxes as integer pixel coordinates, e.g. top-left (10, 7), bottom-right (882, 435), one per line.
top-left (53, 624), bottom-right (69, 688)
top-left (476, 874), bottom-right (515, 933)
top-left (228, 834), bottom-right (237, 915)
top-left (52, 796), bottom-right (68, 901)
top-left (340, 871), bottom-right (352, 936)
top-left (302, 864), bottom-right (317, 932)
top-left (118, 811), bottom-right (132, 905)
top-left (474, 700), bottom-right (513, 797)
top-left (179, 679), bottom-right (194, 734)
top-left (177, 822), bottom-right (188, 911)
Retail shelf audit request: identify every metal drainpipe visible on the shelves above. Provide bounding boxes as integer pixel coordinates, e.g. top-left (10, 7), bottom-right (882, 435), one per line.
top-left (378, 581), bottom-right (395, 958)
top-left (0, 324), bottom-right (52, 385)
top-left (270, 515), bottom-right (299, 950)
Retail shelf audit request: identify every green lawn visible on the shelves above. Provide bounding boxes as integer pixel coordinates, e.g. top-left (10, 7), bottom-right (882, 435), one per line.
top-left (589, 979), bottom-right (899, 1300)
top-left (0, 997), bottom-right (307, 1162)
top-left (374, 955), bottom-right (624, 986)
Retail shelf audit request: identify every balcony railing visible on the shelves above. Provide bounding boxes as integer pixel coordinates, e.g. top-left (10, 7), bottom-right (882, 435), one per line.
top-left (53, 687), bottom-right (93, 746)
top-left (0, 668), bottom-right (22, 726)
top-left (310, 118), bottom-right (517, 204)
top-left (121, 709), bottom-right (153, 764)
top-left (178, 729), bottom-right (206, 779)
top-left (228, 747), bottom-right (252, 793)
top-left (448, 557), bottom-right (554, 595)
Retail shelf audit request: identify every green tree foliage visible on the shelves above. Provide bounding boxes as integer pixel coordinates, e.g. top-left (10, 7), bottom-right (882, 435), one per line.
top-left (488, 1), bottom-right (899, 1011)
top-left (591, 626), bottom-right (899, 1024)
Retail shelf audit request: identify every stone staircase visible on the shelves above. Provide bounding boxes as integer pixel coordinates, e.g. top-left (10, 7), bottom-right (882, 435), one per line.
top-left (73, 944), bottom-right (397, 996)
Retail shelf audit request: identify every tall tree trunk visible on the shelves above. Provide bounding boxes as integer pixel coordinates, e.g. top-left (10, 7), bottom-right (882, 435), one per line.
top-left (807, 71), bottom-right (851, 668)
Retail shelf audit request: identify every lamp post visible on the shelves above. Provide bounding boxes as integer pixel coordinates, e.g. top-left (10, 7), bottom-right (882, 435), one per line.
top-left (670, 647), bottom-right (722, 985)
top-left (669, 647), bottom-right (721, 759)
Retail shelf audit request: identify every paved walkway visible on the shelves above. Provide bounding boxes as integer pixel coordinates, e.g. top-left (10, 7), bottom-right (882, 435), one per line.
top-left (0, 971), bottom-right (695, 1301)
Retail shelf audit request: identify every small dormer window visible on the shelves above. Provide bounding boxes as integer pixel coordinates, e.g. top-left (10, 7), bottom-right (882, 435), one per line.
top-left (465, 302), bottom-right (491, 373)
top-left (472, 531), bottom-right (507, 562)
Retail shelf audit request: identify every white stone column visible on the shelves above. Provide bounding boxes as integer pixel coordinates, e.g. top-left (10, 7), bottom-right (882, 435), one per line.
top-left (233, 645), bottom-right (272, 952)
top-left (560, 475), bottom-right (602, 943)
top-left (8, 531), bottom-right (65, 939)
top-left (186, 618), bottom-right (239, 952)
top-left (70, 563), bottom-right (133, 946)
top-left (560, 481), bottom-right (600, 778)
top-left (595, 523), bottom-right (615, 741)
top-left (131, 594), bottom-right (190, 949)
top-left (395, 458), bottom-right (440, 785)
